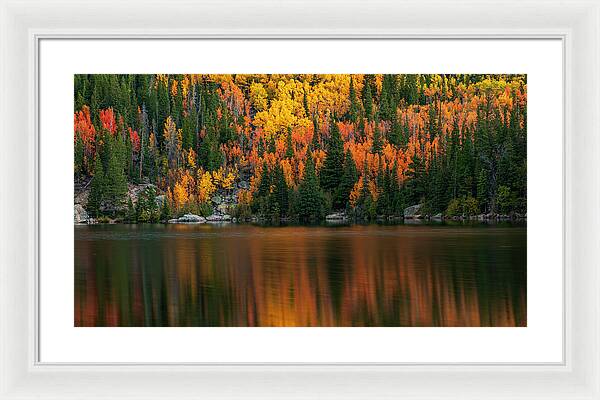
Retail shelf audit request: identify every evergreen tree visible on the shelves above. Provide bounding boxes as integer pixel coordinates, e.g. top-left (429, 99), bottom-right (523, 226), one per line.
top-left (103, 138), bottom-right (128, 214)
top-left (88, 155), bottom-right (105, 217)
top-left (271, 165), bottom-right (289, 219)
top-left (405, 153), bottom-right (426, 205)
top-left (362, 79), bottom-right (374, 120)
top-left (74, 136), bottom-right (84, 175)
top-left (298, 152), bottom-right (325, 222)
top-left (348, 77), bottom-right (361, 123)
top-left (126, 196), bottom-right (136, 223)
top-left (257, 163), bottom-right (271, 198)
top-left (372, 118), bottom-right (383, 154)
top-left (198, 124), bottom-right (223, 171)
top-left (156, 78), bottom-right (170, 146)
top-left (285, 127), bottom-right (294, 158)
top-left (335, 149), bottom-right (358, 209)
top-left (311, 117), bottom-right (320, 150)
top-left (389, 112), bottom-right (402, 147)
top-left (320, 115), bottom-right (344, 192)
top-left (380, 74), bottom-right (397, 121)
top-left (160, 197), bottom-right (171, 221)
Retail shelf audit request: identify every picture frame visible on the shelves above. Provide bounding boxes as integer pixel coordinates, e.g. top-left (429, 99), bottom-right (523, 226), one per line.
top-left (0, 0), bottom-right (598, 398)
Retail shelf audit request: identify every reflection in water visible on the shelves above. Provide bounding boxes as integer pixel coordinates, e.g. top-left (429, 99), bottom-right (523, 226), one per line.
top-left (74, 224), bottom-right (526, 327)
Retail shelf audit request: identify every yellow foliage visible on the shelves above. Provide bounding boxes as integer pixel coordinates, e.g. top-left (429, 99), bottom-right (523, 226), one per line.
top-left (186, 149), bottom-right (197, 169)
top-left (249, 82), bottom-right (268, 112)
top-left (212, 167), bottom-right (236, 190)
top-left (197, 171), bottom-right (216, 203)
top-left (173, 181), bottom-right (189, 210)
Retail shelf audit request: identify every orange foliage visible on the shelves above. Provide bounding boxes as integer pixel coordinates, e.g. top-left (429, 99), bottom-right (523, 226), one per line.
top-left (99, 108), bottom-right (117, 135)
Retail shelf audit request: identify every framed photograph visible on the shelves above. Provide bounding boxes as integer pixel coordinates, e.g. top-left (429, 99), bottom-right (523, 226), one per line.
top-left (1, 0), bottom-right (598, 399)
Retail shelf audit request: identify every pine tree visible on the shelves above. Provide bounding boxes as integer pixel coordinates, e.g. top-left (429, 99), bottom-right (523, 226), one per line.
top-left (372, 118), bottom-right (383, 154)
top-left (335, 149), bottom-right (358, 209)
top-left (160, 197), bottom-right (171, 221)
top-left (88, 154), bottom-right (105, 217)
top-left (320, 115), bottom-right (344, 192)
top-left (405, 153), bottom-right (426, 205)
top-left (103, 138), bottom-right (128, 215)
top-left (285, 127), bottom-right (294, 158)
top-left (298, 152), bottom-right (324, 222)
top-left (198, 124), bottom-right (223, 171)
top-left (311, 117), bottom-right (320, 150)
top-left (389, 112), bottom-right (402, 147)
top-left (256, 163), bottom-right (271, 199)
top-left (126, 196), bottom-right (136, 223)
top-left (363, 79), bottom-right (374, 120)
top-left (380, 74), bottom-right (396, 121)
top-left (348, 77), bottom-right (361, 123)
top-left (74, 136), bottom-right (85, 175)
top-left (272, 165), bottom-right (289, 219)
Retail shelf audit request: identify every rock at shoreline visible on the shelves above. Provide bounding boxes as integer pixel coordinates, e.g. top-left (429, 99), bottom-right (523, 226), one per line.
top-left (206, 214), bottom-right (232, 222)
top-left (432, 213), bottom-right (443, 220)
top-left (74, 204), bottom-right (89, 224)
top-left (217, 203), bottom-right (230, 214)
top-left (404, 204), bottom-right (423, 219)
top-left (326, 212), bottom-right (348, 221)
top-left (170, 214), bottom-right (206, 223)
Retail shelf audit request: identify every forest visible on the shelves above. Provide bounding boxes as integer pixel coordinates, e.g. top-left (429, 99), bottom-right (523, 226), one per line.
top-left (73, 73), bottom-right (527, 224)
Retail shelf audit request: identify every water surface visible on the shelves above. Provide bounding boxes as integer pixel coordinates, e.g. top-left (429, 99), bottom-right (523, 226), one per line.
top-left (74, 223), bottom-right (526, 327)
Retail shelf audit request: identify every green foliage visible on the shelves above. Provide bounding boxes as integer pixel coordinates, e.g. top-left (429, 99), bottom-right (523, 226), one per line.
top-left (362, 78), bottom-right (374, 120)
top-left (320, 116), bottom-right (344, 192)
top-left (348, 77), bottom-right (361, 123)
top-left (160, 197), bottom-right (171, 221)
top-left (379, 74), bottom-right (397, 121)
top-left (271, 165), bottom-right (289, 219)
top-left (496, 185), bottom-right (514, 215)
top-left (285, 127), bottom-right (294, 158)
top-left (372, 119), bottom-right (383, 154)
top-left (135, 186), bottom-right (160, 223)
top-left (298, 153), bottom-right (326, 223)
top-left (197, 202), bottom-right (213, 217)
top-left (335, 150), bottom-right (358, 210)
top-left (446, 196), bottom-right (479, 217)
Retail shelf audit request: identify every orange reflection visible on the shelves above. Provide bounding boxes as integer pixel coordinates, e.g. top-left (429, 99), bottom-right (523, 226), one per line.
top-left (75, 224), bottom-right (526, 327)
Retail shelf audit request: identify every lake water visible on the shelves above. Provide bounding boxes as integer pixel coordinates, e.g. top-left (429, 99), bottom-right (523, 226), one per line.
top-left (74, 223), bottom-right (526, 327)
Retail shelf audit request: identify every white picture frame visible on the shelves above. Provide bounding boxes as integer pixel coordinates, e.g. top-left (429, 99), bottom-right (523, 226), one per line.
top-left (0, 0), bottom-right (598, 398)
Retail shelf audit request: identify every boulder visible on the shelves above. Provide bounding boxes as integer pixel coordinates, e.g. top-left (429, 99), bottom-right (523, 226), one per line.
top-left (167, 218), bottom-right (179, 224)
top-left (404, 204), bottom-right (423, 219)
top-left (74, 204), bottom-right (89, 224)
top-left (206, 214), bottom-right (231, 222)
top-left (177, 214), bottom-right (206, 223)
top-left (325, 212), bottom-right (348, 221)
top-left (432, 213), bottom-right (443, 220)
top-left (217, 203), bottom-right (230, 214)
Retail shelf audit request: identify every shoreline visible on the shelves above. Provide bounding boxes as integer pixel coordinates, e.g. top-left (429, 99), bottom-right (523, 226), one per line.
top-left (75, 214), bottom-right (527, 226)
